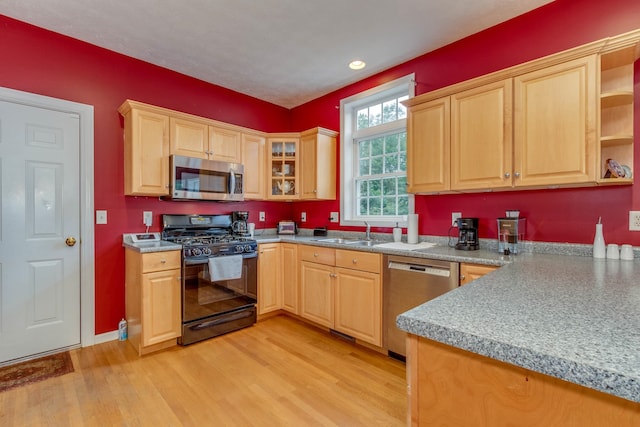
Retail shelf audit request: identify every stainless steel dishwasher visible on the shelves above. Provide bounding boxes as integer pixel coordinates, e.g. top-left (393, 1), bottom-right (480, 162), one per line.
top-left (384, 255), bottom-right (459, 360)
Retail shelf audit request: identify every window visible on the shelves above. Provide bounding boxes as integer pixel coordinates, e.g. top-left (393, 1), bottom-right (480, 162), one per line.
top-left (340, 74), bottom-right (415, 226)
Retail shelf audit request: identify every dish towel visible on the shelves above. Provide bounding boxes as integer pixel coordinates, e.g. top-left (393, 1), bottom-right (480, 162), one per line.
top-left (208, 255), bottom-right (243, 281)
top-left (375, 242), bottom-right (437, 251)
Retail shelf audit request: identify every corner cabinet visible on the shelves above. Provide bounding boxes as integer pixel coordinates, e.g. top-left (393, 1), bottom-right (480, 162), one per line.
top-left (459, 263), bottom-right (498, 285)
top-left (403, 30), bottom-right (639, 194)
top-left (268, 136), bottom-right (299, 199)
top-left (118, 101), bottom-right (170, 196)
top-left (125, 249), bottom-right (181, 356)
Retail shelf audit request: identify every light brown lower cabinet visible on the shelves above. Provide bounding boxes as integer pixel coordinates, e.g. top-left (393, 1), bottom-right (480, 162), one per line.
top-left (125, 249), bottom-right (182, 356)
top-left (407, 335), bottom-right (640, 426)
top-left (281, 243), bottom-right (299, 314)
top-left (459, 262), bottom-right (498, 285)
top-left (257, 243), bottom-right (282, 315)
top-left (299, 246), bottom-right (382, 346)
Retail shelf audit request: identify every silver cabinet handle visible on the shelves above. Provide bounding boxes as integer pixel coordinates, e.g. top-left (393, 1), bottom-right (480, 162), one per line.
top-left (504, 172), bottom-right (511, 178)
top-left (160, 259), bottom-right (166, 263)
top-left (514, 172), bottom-right (521, 178)
top-left (314, 252), bottom-right (319, 257)
top-left (352, 258), bottom-right (358, 264)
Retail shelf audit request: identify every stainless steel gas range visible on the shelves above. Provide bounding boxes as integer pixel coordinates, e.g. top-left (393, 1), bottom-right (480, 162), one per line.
top-left (162, 214), bottom-right (258, 345)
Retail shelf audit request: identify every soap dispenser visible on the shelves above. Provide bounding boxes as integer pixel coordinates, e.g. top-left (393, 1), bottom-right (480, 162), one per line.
top-left (393, 222), bottom-right (402, 242)
top-left (593, 217), bottom-right (606, 259)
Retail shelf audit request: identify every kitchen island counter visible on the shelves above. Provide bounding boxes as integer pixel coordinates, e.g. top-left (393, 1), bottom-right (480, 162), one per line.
top-left (397, 252), bottom-right (640, 405)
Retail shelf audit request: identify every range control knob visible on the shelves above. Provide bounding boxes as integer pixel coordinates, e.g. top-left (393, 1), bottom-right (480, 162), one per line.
top-left (191, 248), bottom-right (202, 256)
top-left (235, 245), bottom-right (244, 253)
top-left (244, 245), bottom-right (252, 252)
top-left (202, 247), bottom-right (211, 256)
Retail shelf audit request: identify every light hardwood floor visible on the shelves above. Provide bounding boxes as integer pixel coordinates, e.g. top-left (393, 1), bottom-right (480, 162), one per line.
top-left (0, 315), bottom-right (407, 426)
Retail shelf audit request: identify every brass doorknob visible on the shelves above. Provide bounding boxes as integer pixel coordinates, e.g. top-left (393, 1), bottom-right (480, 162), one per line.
top-left (65, 237), bottom-right (77, 247)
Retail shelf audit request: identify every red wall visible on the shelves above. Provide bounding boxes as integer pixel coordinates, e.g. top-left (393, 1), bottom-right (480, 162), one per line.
top-left (0, 15), bottom-right (293, 334)
top-left (291, 0), bottom-right (640, 244)
top-left (1, 0), bottom-right (640, 334)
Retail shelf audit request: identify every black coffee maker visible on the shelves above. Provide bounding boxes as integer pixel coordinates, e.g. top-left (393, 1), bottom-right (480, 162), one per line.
top-left (232, 211), bottom-right (249, 236)
top-left (455, 218), bottom-right (479, 251)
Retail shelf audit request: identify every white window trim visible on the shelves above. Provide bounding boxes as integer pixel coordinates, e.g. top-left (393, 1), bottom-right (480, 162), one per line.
top-left (339, 74), bottom-right (415, 227)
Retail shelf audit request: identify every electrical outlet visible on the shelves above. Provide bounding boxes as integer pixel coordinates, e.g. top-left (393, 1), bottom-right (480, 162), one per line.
top-left (329, 212), bottom-right (339, 223)
top-left (629, 211), bottom-right (640, 231)
top-left (301, 212), bottom-right (307, 222)
top-left (143, 211), bottom-right (153, 226)
top-left (451, 212), bottom-right (462, 226)
top-left (259, 211), bottom-right (266, 222)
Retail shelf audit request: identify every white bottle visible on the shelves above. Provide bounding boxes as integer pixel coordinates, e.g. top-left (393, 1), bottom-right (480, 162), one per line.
top-left (593, 221), bottom-right (606, 259)
top-left (393, 222), bottom-right (402, 242)
top-left (118, 318), bottom-right (128, 341)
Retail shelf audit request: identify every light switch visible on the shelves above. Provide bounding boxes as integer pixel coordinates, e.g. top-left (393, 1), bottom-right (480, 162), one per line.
top-left (96, 210), bottom-right (107, 224)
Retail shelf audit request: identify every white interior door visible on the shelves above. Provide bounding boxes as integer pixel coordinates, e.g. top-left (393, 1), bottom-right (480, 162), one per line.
top-left (0, 99), bottom-right (81, 363)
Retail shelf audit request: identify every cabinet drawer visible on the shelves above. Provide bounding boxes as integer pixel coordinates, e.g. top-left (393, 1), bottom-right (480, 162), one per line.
top-left (336, 249), bottom-right (381, 274)
top-left (300, 245), bottom-right (335, 265)
top-left (141, 251), bottom-right (181, 273)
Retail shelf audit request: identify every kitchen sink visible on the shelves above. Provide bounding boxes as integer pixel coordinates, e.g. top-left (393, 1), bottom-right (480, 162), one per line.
top-left (344, 240), bottom-right (384, 247)
top-left (313, 237), bottom-right (357, 244)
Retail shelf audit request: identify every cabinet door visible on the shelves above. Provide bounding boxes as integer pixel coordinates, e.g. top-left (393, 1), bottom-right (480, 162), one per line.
top-left (268, 138), bottom-right (299, 199)
top-left (459, 263), bottom-right (498, 285)
top-left (124, 108), bottom-right (170, 196)
top-left (514, 56), bottom-right (596, 187)
top-left (210, 126), bottom-right (241, 163)
top-left (300, 129), bottom-right (337, 200)
top-left (258, 243), bottom-right (282, 315)
top-left (170, 117), bottom-right (209, 159)
top-left (281, 243), bottom-right (299, 314)
top-left (141, 268), bottom-right (181, 347)
top-left (241, 133), bottom-right (266, 199)
top-left (334, 268), bottom-right (381, 346)
top-left (451, 79), bottom-right (513, 190)
top-left (300, 261), bottom-right (334, 328)
top-left (407, 97), bottom-right (450, 193)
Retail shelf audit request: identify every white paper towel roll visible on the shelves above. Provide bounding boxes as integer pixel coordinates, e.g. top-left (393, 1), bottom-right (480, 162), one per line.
top-left (407, 214), bottom-right (419, 244)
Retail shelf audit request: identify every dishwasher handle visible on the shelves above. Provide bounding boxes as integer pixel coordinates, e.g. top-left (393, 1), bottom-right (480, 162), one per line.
top-left (388, 261), bottom-right (451, 278)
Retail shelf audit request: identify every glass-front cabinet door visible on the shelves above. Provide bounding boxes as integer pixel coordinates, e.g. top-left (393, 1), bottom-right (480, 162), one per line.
top-left (268, 137), bottom-right (299, 199)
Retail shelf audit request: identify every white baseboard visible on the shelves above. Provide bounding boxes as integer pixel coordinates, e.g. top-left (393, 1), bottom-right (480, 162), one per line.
top-left (94, 330), bottom-right (118, 345)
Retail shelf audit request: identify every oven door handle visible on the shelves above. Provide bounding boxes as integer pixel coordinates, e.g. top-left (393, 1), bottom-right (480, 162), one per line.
top-left (183, 251), bottom-right (257, 265)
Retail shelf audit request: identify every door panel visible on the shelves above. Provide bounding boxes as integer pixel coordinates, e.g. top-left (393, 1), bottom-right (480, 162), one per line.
top-left (0, 100), bottom-right (80, 363)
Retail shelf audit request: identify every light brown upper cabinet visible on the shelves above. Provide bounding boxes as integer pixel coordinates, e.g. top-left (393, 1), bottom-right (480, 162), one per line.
top-left (403, 29), bottom-right (639, 194)
top-left (406, 97), bottom-right (450, 193)
top-left (513, 56), bottom-right (596, 187)
top-left (170, 117), bottom-right (242, 163)
top-left (451, 79), bottom-right (513, 191)
top-left (268, 135), bottom-right (300, 199)
top-left (119, 100), bottom-right (337, 199)
top-left (118, 102), bottom-right (170, 196)
top-left (300, 128), bottom-right (338, 200)
top-left (241, 132), bottom-right (266, 199)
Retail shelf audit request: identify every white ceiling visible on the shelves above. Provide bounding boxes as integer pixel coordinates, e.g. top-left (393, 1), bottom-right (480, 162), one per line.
top-left (0, 0), bottom-right (553, 108)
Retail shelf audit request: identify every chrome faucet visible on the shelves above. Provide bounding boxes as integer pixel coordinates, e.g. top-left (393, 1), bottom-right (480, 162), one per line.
top-left (364, 222), bottom-right (371, 241)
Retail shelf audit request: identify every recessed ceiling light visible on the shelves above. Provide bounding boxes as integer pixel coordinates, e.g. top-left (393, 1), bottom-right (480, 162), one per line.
top-left (349, 60), bottom-right (366, 70)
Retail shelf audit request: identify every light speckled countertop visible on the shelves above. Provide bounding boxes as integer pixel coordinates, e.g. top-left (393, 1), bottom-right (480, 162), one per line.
top-left (397, 253), bottom-right (640, 403)
top-left (122, 230), bottom-right (640, 403)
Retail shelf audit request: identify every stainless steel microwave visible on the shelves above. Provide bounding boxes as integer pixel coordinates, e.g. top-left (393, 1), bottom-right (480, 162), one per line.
top-left (166, 155), bottom-right (244, 201)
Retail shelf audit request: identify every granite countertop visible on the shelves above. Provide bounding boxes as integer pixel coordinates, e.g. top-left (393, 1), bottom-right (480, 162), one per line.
top-left (122, 234), bottom-right (181, 253)
top-left (397, 253), bottom-right (640, 403)
top-left (121, 230), bottom-right (640, 402)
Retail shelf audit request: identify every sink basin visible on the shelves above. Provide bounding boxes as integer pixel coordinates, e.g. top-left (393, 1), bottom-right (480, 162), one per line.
top-left (344, 240), bottom-right (383, 247)
top-left (313, 238), bottom-right (356, 244)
